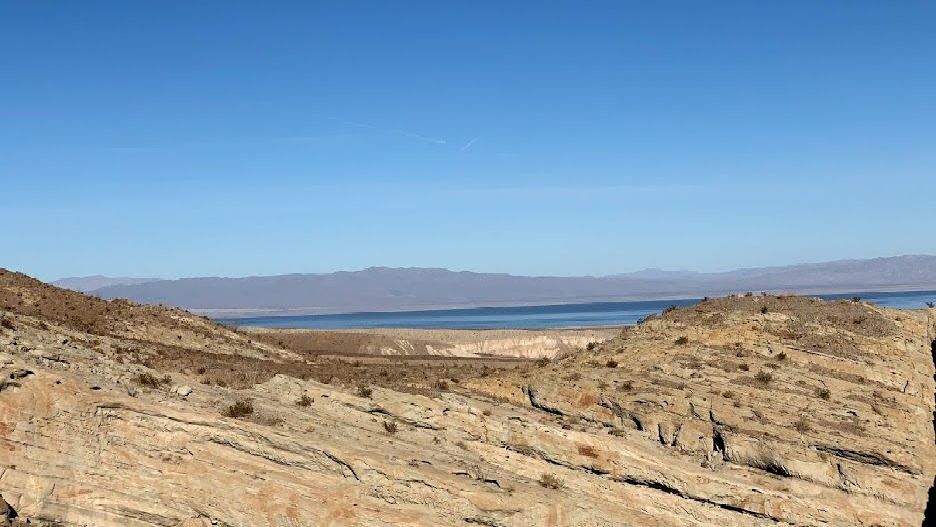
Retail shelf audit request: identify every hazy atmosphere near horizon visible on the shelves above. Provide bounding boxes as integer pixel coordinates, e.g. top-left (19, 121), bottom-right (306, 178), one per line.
top-left (3, 1), bottom-right (935, 281)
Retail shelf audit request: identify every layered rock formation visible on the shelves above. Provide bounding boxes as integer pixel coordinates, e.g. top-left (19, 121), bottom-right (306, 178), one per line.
top-left (247, 327), bottom-right (617, 359)
top-left (0, 269), bottom-right (933, 526)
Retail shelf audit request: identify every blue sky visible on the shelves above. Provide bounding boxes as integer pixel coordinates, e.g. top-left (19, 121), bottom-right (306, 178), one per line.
top-left (2, 1), bottom-right (934, 280)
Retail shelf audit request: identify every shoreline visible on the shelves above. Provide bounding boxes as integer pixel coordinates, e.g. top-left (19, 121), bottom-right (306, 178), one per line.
top-left (204, 286), bottom-right (936, 320)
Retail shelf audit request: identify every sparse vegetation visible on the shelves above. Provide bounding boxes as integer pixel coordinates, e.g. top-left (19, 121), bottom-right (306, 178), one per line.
top-left (586, 342), bottom-right (598, 351)
top-left (755, 370), bottom-right (773, 384)
top-left (535, 357), bottom-right (551, 368)
top-left (816, 387), bottom-right (831, 400)
top-left (775, 351), bottom-right (787, 361)
top-left (793, 417), bottom-right (811, 433)
top-left (617, 380), bottom-right (633, 392)
top-left (134, 372), bottom-right (171, 389)
top-left (383, 421), bottom-right (398, 434)
top-left (674, 336), bottom-right (689, 345)
top-left (0, 317), bottom-right (14, 330)
top-left (760, 306), bottom-right (769, 314)
top-left (356, 384), bottom-right (373, 398)
top-left (739, 363), bottom-right (750, 371)
top-left (296, 394), bottom-right (313, 407)
top-left (605, 359), bottom-right (618, 368)
top-left (577, 444), bottom-right (598, 458)
top-left (223, 399), bottom-right (254, 418)
top-left (538, 473), bottom-right (564, 489)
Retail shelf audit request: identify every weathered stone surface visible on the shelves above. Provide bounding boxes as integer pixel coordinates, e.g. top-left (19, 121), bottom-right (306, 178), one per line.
top-left (0, 272), bottom-right (933, 526)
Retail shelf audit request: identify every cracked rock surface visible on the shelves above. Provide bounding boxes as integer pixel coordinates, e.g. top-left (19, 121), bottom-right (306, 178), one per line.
top-left (0, 269), bottom-right (934, 526)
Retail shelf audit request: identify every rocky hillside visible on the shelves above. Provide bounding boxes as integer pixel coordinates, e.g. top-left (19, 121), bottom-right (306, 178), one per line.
top-left (0, 271), bottom-right (933, 526)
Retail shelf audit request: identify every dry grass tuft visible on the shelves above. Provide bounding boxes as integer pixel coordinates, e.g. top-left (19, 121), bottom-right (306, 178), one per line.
top-left (134, 372), bottom-right (171, 389)
top-left (539, 473), bottom-right (564, 489)
top-left (223, 399), bottom-right (254, 418)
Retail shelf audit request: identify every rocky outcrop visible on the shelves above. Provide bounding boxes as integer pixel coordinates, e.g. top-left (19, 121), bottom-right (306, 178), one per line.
top-left (0, 280), bottom-right (934, 526)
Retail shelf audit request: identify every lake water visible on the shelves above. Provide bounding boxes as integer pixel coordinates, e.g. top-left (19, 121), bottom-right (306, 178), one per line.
top-left (218, 289), bottom-right (936, 330)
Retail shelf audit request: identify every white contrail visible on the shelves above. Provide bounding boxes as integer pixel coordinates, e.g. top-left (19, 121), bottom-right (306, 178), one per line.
top-left (331, 118), bottom-right (447, 145)
top-left (461, 138), bottom-right (478, 151)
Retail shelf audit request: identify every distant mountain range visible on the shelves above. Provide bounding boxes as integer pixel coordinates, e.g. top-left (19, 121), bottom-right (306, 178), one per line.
top-left (54, 255), bottom-right (936, 317)
top-left (52, 275), bottom-right (159, 292)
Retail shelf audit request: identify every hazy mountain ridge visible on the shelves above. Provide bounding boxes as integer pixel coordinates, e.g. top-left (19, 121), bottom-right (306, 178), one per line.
top-left (52, 275), bottom-right (159, 292)
top-left (76, 255), bottom-right (936, 316)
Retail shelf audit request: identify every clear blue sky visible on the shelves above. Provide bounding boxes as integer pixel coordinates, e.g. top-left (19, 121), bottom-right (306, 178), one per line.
top-left (3, 1), bottom-right (934, 281)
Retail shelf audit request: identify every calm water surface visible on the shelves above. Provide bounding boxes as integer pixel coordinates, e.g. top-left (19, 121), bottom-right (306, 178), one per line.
top-left (218, 290), bottom-right (936, 330)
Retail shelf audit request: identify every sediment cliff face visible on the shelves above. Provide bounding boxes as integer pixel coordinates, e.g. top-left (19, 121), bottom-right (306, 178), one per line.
top-left (0, 269), bottom-right (933, 526)
top-left (247, 327), bottom-right (617, 359)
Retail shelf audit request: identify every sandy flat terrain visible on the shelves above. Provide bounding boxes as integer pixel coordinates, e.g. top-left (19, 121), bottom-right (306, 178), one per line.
top-left (246, 326), bottom-right (621, 358)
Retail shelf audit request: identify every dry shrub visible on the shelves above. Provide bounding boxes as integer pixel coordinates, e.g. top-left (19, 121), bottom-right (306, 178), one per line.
top-left (577, 444), bottom-right (598, 458)
top-left (793, 417), bottom-right (811, 433)
top-left (356, 384), bottom-right (373, 398)
top-left (755, 371), bottom-right (773, 384)
top-left (223, 399), bottom-right (254, 418)
top-left (0, 318), bottom-right (14, 330)
top-left (383, 421), bottom-right (398, 434)
top-left (605, 359), bottom-right (618, 368)
top-left (675, 336), bottom-right (689, 345)
top-left (296, 394), bottom-right (313, 407)
top-left (816, 387), bottom-right (831, 400)
top-left (539, 473), bottom-right (564, 489)
top-left (135, 372), bottom-right (170, 388)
